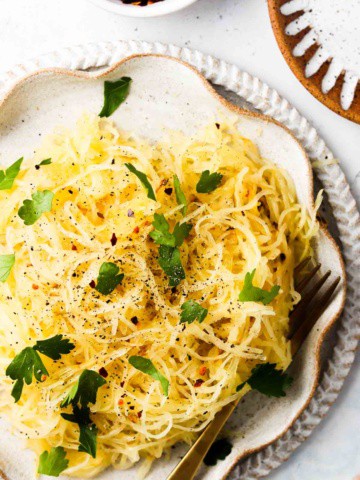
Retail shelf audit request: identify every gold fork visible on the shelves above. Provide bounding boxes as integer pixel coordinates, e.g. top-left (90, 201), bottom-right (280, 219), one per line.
top-left (167, 258), bottom-right (341, 480)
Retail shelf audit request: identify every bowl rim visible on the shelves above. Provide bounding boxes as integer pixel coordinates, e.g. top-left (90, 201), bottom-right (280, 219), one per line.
top-left (88, 0), bottom-right (198, 17)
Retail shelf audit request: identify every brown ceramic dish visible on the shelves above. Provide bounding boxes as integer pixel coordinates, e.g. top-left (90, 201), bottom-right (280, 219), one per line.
top-left (268, 0), bottom-right (360, 124)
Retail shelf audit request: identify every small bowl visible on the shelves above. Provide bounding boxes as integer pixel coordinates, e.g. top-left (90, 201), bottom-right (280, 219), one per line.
top-left (88, 0), bottom-right (198, 17)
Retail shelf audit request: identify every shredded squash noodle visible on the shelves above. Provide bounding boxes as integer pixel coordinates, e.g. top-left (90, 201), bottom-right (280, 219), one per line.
top-left (0, 114), bottom-right (319, 477)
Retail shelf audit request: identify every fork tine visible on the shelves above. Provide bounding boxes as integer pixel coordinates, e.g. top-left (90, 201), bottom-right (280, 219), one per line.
top-left (290, 276), bottom-right (341, 356)
top-left (294, 256), bottom-right (311, 275)
top-left (296, 263), bottom-right (322, 293)
top-left (288, 270), bottom-right (331, 338)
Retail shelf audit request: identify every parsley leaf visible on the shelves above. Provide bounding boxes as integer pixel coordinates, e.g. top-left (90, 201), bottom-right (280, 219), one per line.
top-left (61, 405), bottom-right (98, 458)
top-left (180, 300), bottom-right (208, 324)
top-left (5, 335), bottom-right (75, 402)
top-left (34, 334), bottom-right (75, 360)
top-left (36, 158), bottom-right (52, 169)
top-left (129, 356), bottom-right (169, 396)
top-left (0, 158), bottom-right (23, 190)
top-left (236, 363), bottom-right (293, 397)
top-left (149, 214), bottom-right (175, 246)
top-left (95, 262), bottom-right (124, 295)
top-left (173, 174), bottom-right (187, 215)
top-left (38, 446), bottom-right (69, 477)
top-left (0, 254), bottom-right (15, 282)
top-left (158, 245), bottom-right (185, 287)
top-left (150, 214), bottom-right (192, 248)
top-left (173, 222), bottom-right (193, 247)
top-left (99, 77), bottom-right (132, 118)
top-left (61, 370), bottom-right (106, 408)
top-left (18, 190), bottom-right (54, 226)
top-left (238, 270), bottom-right (280, 305)
top-left (204, 438), bottom-right (232, 466)
top-left (196, 170), bottom-right (223, 194)
top-left (125, 163), bottom-right (156, 201)
top-left (6, 347), bottom-right (48, 402)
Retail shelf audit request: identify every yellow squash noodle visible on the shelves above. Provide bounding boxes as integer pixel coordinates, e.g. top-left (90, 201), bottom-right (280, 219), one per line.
top-left (0, 115), bottom-right (319, 477)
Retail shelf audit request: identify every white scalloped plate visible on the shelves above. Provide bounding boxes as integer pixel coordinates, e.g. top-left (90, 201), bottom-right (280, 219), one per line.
top-left (0, 54), bottom-right (347, 480)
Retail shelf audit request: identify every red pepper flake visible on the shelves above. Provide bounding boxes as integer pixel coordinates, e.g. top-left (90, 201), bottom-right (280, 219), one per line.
top-left (111, 233), bottom-right (118, 246)
top-left (199, 366), bottom-right (207, 376)
top-left (97, 212), bottom-right (104, 219)
top-left (32, 284), bottom-right (39, 290)
top-left (41, 375), bottom-right (47, 382)
top-left (127, 209), bottom-right (134, 217)
top-left (194, 379), bottom-right (204, 388)
top-left (89, 280), bottom-right (96, 288)
top-left (137, 411), bottom-right (143, 418)
top-left (133, 226), bottom-right (140, 234)
top-left (118, 399), bottom-right (124, 406)
top-left (71, 245), bottom-right (77, 251)
top-left (120, 381), bottom-right (125, 388)
top-left (99, 367), bottom-right (108, 378)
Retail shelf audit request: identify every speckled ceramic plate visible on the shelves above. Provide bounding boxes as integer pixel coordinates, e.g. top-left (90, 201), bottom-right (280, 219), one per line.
top-left (0, 42), bottom-right (358, 480)
top-left (268, 0), bottom-right (360, 124)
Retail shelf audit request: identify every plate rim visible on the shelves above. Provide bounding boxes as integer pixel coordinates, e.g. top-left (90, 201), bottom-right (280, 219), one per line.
top-left (0, 41), bottom-right (358, 480)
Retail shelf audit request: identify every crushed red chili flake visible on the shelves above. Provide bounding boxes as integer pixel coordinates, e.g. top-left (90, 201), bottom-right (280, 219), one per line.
top-left (127, 209), bottom-right (134, 217)
top-left (137, 411), bottom-right (143, 418)
top-left (199, 366), bottom-right (207, 376)
top-left (41, 375), bottom-right (47, 382)
top-left (194, 379), bottom-right (204, 388)
top-left (32, 284), bottom-right (39, 290)
top-left (89, 280), bottom-right (96, 288)
top-left (97, 212), bottom-right (105, 219)
top-left (121, 0), bottom-right (163, 4)
top-left (99, 367), bottom-right (108, 378)
top-left (111, 233), bottom-right (118, 246)
top-left (71, 245), bottom-right (77, 251)
top-left (133, 226), bottom-right (140, 234)
top-left (120, 381), bottom-right (125, 388)
top-left (118, 399), bottom-right (124, 406)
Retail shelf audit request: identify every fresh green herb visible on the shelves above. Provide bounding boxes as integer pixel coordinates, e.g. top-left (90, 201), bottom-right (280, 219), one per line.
top-left (129, 356), bottom-right (169, 396)
top-left (150, 213), bottom-right (192, 248)
top-left (62, 405), bottom-right (98, 458)
top-left (0, 158), bottom-right (23, 190)
top-left (238, 270), bottom-right (280, 305)
top-left (38, 446), bottom-right (69, 477)
top-left (236, 363), bottom-right (293, 397)
top-left (6, 347), bottom-right (48, 403)
top-left (180, 300), bottom-right (208, 324)
top-left (36, 158), bottom-right (52, 169)
top-left (196, 170), bottom-right (223, 194)
top-left (158, 245), bottom-right (185, 287)
top-left (125, 163), bottom-right (156, 201)
top-left (173, 174), bottom-right (187, 215)
top-left (173, 222), bottom-right (193, 247)
top-left (95, 262), bottom-right (124, 295)
top-left (61, 370), bottom-right (106, 408)
top-left (18, 190), bottom-right (54, 226)
top-left (204, 438), bottom-right (233, 466)
top-left (0, 254), bottom-right (15, 282)
top-left (5, 335), bottom-right (75, 402)
top-left (149, 214), bottom-right (175, 246)
top-left (34, 334), bottom-right (76, 360)
top-left (99, 77), bottom-right (132, 118)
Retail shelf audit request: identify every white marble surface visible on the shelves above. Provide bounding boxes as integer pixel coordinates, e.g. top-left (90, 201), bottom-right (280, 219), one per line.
top-left (0, 0), bottom-right (359, 478)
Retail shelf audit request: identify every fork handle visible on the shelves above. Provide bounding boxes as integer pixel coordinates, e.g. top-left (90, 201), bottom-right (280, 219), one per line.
top-left (167, 399), bottom-right (239, 480)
